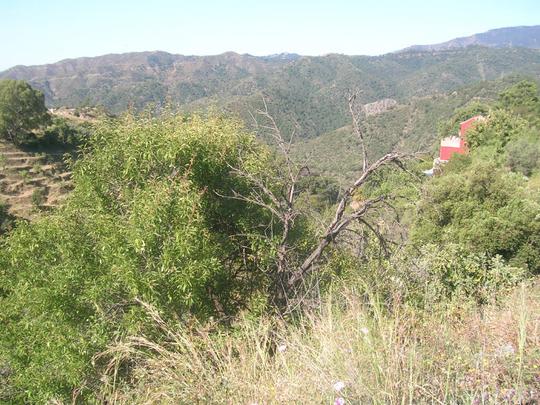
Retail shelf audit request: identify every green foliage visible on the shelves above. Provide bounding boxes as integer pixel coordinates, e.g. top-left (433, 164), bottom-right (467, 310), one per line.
top-left (1, 60), bottom-right (540, 404)
top-left (296, 174), bottom-right (340, 211)
top-left (0, 113), bottom-right (278, 402)
top-left (506, 135), bottom-right (540, 176)
top-left (41, 117), bottom-right (92, 147)
top-left (438, 102), bottom-right (490, 139)
top-left (416, 84), bottom-right (540, 277)
top-left (345, 243), bottom-right (526, 310)
top-left (0, 80), bottom-right (50, 144)
top-left (31, 187), bottom-right (46, 208)
top-left (414, 244), bottom-right (526, 306)
top-left (498, 79), bottom-right (540, 121)
top-left (466, 109), bottom-right (528, 151)
top-left (294, 77), bottom-right (525, 185)
top-left (412, 159), bottom-right (540, 273)
top-left (0, 202), bottom-right (16, 236)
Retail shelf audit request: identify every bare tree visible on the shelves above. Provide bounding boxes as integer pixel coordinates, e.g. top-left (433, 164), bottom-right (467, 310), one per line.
top-left (228, 92), bottom-right (414, 311)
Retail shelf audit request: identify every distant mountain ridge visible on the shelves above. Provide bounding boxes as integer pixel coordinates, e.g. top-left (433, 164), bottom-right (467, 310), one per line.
top-left (1, 26), bottom-right (540, 146)
top-left (400, 25), bottom-right (540, 53)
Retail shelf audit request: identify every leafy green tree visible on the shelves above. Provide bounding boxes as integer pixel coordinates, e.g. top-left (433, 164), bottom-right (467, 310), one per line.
top-left (412, 160), bottom-right (540, 274)
top-left (437, 102), bottom-right (490, 139)
top-left (466, 109), bottom-right (528, 151)
top-left (0, 113), bottom-right (279, 402)
top-left (0, 80), bottom-right (51, 143)
top-left (498, 79), bottom-right (540, 120)
top-left (506, 135), bottom-right (539, 176)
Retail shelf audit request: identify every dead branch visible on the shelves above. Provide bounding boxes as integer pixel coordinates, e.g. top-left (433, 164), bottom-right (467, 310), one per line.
top-left (348, 91), bottom-right (368, 172)
top-left (224, 93), bottom-right (417, 311)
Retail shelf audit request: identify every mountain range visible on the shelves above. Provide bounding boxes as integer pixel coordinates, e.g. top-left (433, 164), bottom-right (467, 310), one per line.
top-left (400, 25), bottom-right (540, 53)
top-left (1, 25), bottom-right (539, 174)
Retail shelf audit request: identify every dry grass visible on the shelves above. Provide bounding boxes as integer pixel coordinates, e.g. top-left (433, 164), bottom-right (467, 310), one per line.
top-left (100, 282), bottom-right (540, 404)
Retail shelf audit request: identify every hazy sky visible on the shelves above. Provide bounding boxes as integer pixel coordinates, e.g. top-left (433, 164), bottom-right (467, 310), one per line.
top-left (1, 0), bottom-right (539, 70)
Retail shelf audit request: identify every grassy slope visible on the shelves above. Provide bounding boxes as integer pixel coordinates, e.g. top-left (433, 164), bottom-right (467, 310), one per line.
top-left (101, 282), bottom-right (540, 403)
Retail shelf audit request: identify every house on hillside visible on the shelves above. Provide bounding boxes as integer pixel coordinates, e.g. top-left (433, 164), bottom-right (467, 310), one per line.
top-left (438, 115), bottom-right (484, 162)
top-left (423, 115), bottom-right (485, 176)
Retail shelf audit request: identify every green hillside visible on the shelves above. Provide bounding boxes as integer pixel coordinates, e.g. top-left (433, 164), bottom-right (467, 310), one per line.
top-left (2, 47), bottom-right (540, 142)
top-left (294, 77), bottom-right (529, 183)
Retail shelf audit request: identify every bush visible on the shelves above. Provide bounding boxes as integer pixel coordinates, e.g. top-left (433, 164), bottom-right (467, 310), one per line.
top-left (0, 203), bottom-right (15, 236)
top-left (466, 109), bottom-right (528, 152)
top-left (0, 113), bottom-right (278, 402)
top-left (506, 136), bottom-right (539, 176)
top-left (31, 187), bottom-right (47, 208)
top-left (437, 102), bottom-right (490, 139)
top-left (498, 79), bottom-right (540, 122)
top-left (412, 160), bottom-right (540, 274)
top-left (413, 244), bottom-right (525, 306)
top-left (41, 117), bottom-right (91, 148)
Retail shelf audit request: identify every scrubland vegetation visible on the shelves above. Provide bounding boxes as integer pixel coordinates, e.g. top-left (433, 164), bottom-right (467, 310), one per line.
top-left (100, 282), bottom-right (540, 404)
top-left (0, 79), bottom-right (539, 403)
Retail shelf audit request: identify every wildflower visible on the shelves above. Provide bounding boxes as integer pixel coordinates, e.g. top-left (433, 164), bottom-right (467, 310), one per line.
top-left (495, 343), bottom-right (515, 357)
top-left (277, 344), bottom-right (287, 353)
top-left (503, 388), bottom-right (516, 400)
top-left (360, 327), bottom-right (369, 335)
top-left (334, 397), bottom-right (345, 405)
top-left (333, 381), bottom-right (345, 392)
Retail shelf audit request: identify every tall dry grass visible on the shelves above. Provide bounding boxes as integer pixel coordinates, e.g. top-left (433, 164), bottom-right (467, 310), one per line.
top-left (99, 283), bottom-right (540, 404)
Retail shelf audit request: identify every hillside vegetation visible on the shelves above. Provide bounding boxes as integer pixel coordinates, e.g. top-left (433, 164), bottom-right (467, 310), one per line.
top-left (0, 80), bottom-right (97, 220)
top-left (2, 47), bottom-right (540, 141)
top-left (0, 78), bottom-right (539, 403)
top-left (294, 76), bottom-right (529, 184)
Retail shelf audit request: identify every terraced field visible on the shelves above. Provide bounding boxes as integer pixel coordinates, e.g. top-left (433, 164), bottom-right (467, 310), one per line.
top-left (0, 141), bottom-right (73, 219)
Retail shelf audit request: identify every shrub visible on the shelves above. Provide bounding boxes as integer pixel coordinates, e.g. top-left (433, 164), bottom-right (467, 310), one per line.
top-left (466, 109), bottom-right (528, 152)
top-left (413, 244), bottom-right (526, 306)
top-left (506, 136), bottom-right (539, 176)
top-left (0, 203), bottom-right (15, 236)
top-left (412, 160), bottom-right (540, 274)
top-left (31, 187), bottom-right (46, 208)
top-left (41, 117), bottom-right (91, 147)
top-left (0, 113), bottom-right (278, 402)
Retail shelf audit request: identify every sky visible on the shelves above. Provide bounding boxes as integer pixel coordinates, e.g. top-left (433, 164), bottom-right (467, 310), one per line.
top-left (0, 0), bottom-right (539, 70)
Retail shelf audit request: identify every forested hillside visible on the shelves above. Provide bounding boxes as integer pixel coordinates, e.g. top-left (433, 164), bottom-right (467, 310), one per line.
top-left (2, 18), bottom-right (540, 402)
top-left (295, 76), bottom-right (531, 183)
top-left (2, 47), bottom-right (540, 140)
top-left (1, 78), bottom-right (539, 403)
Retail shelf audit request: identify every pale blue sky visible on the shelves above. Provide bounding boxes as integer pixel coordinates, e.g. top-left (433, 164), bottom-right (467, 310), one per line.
top-left (0, 0), bottom-right (539, 70)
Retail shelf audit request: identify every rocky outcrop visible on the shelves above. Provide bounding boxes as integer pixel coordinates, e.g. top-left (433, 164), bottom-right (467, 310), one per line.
top-left (363, 99), bottom-right (398, 116)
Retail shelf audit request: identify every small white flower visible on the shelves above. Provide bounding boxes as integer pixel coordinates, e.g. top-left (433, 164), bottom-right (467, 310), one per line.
top-left (334, 397), bottom-right (345, 405)
top-left (277, 344), bottom-right (287, 353)
top-left (360, 327), bottom-right (369, 335)
top-left (333, 381), bottom-right (345, 392)
top-left (496, 343), bottom-right (515, 357)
